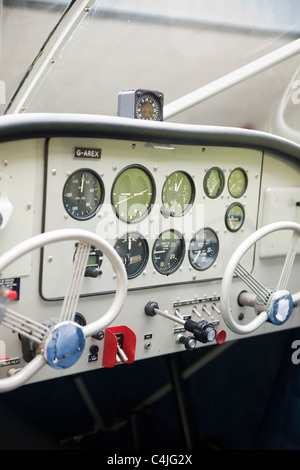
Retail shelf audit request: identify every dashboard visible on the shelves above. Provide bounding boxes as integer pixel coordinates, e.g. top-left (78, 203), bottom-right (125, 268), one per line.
top-left (0, 113), bottom-right (300, 390)
top-left (42, 137), bottom-right (260, 299)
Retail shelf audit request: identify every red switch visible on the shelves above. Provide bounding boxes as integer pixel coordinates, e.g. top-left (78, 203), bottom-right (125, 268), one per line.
top-left (0, 288), bottom-right (18, 300)
top-left (215, 330), bottom-right (227, 344)
top-left (102, 325), bottom-right (136, 368)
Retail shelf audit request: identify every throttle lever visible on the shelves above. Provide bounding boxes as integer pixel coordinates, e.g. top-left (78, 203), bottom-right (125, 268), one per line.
top-left (145, 301), bottom-right (226, 344)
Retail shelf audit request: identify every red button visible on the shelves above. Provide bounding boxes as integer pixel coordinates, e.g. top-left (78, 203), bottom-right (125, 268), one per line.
top-left (6, 290), bottom-right (18, 300)
top-left (216, 330), bottom-right (226, 344)
top-left (0, 289), bottom-right (18, 300)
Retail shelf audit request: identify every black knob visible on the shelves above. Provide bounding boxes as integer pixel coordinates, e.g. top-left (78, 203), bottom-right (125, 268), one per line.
top-left (85, 267), bottom-right (101, 278)
top-left (89, 345), bottom-right (99, 355)
top-left (178, 334), bottom-right (197, 351)
top-left (144, 301), bottom-right (159, 316)
top-left (184, 319), bottom-right (216, 344)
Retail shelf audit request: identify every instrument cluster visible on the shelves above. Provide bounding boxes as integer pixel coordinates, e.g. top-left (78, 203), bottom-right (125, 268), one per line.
top-left (42, 137), bottom-right (262, 300)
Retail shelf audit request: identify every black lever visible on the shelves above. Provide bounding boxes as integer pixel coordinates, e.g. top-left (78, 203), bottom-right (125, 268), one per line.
top-left (145, 301), bottom-right (217, 344)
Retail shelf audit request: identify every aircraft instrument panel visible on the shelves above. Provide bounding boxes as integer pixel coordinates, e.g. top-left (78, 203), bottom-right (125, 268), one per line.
top-left (42, 137), bottom-right (261, 300)
top-left (0, 114), bottom-right (299, 391)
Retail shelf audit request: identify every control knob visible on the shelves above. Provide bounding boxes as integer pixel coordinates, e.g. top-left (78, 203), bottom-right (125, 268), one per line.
top-left (176, 334), bottom-right (197, 351)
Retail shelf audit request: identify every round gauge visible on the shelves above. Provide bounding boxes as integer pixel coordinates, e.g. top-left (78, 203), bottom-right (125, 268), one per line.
top-left (63, 169), bottom-right (104, 220)
top-left (135, 92), bottom-right (162, 121)
top-left (114, 232), bottom-right (148, 279)
top-left (162, 171), bottom-right (195, 216)
top-left (152, 229), bottom-right (185, 275)
top-left (111, 165), bottom-right (155, 223)
top-left (228, 168), bottom-right (248, 198)
top-left (203, 167), bottom-right (225, 199)
top-left (188, 228), bottom-right (219, 271)
top-left (225, 203), bottom-right (245, 232)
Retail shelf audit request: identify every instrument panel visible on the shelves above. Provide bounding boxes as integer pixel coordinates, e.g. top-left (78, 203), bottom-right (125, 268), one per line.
top-left (41, 137), bottom-right (262, 300)
top-left (1, 114), bottom-right (300, 390)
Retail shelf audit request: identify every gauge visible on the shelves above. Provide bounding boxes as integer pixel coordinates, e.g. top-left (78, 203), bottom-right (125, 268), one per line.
top-left (188, 228), bottom-right (219, 271)
top-left (203, 167), bottom-right (225, 199)
top-left (74, 243), bottom-right (103, 277)
top-left (111, 165), bottom-right (155, 223)
top-left (152, 229), bottom-right (185, 275)
top-left (228, 168), bottom-right (248, 198)
top-left (135, 91), bottom-right (162, 121)
top-left (63, 169), bottom-right (104, 220)
top-left (225, 203), bottom-right (245, 232)
top-left (161, 171), bottom-right (195, 217)
top-left (74, 313), bottom-right (87, 327)
top-left (118, 89), bottom-right (164, 120)
top-left (114, 232), bottom-right (148, 279)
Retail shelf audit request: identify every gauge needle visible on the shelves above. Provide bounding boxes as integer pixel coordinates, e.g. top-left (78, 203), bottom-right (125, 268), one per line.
top-left (211, 180), bottom-right (219, 192)
top-left (174, 178), bottom-right (183, 192)
top-left (115, 189), bottom-right (149, 205)
top-left (80, 174), bottom-right (85, 193)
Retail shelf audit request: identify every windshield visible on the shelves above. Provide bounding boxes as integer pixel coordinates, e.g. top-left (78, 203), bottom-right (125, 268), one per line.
top-left (1, 0), bottom-right (300, 134)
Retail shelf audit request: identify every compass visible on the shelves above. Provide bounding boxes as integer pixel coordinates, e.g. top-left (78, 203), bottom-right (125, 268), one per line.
top-left (118, 89), bottom-right (164, 121)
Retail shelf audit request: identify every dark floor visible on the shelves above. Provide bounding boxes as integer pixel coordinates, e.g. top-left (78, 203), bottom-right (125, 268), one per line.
top-left (0, 326), bottom-right (298, 451)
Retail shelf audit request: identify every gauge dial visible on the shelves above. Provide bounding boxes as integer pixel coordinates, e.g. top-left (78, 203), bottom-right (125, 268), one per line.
top-left (162, 171), bottom-right (195, 216)
top-left (225, 203), bottom-right (245, 232)
top-left (74, 243), bottom-right (103, 278)
top-left (228, 168), bottom-right (248, 198)
top-left (111, 165), bottom-right (155, 223)
top-left (135, 92), bottom-right (162, 121)
top-left (63, 169), bottom-right (104, 220)
top-left (203, 167), bottom-right (225, 199)
top-left (188, 228), bottom-right (219, 271)
top-left (152, 229), bottom-right (185, 275)
top-left (114, 232), bottom-right (149, 279)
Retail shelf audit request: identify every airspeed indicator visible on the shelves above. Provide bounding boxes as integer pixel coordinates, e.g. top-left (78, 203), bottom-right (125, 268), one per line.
top-left (63, 169), bottom-right (104, 220)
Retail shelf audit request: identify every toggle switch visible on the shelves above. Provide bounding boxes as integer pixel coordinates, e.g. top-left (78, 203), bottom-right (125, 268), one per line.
top-left (192, 306), bottom-right (203, 319)
top-left (116, 343), bottom-right (128, 363)
top-left (211, 303), bottom-right (221, 315)
top-left (102, 326), bottom-right (136, 368)
top-left (202, 304), bottom-right (214, 319)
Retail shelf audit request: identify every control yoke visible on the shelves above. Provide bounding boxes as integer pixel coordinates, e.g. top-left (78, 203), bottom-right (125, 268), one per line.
top-left (0, 229), bottom-right (127, 392)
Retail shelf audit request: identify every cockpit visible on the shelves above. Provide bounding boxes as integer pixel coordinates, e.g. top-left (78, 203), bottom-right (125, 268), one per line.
top-left (1, 0), bottom-right (300, 451)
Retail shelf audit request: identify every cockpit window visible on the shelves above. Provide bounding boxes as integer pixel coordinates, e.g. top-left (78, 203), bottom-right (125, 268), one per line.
top-left (0, 0), bottom-right (71, 115)
top-left (1, 0), bottom-right (300, 132)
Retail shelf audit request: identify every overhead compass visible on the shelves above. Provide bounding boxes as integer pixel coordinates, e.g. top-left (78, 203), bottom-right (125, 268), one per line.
top-left (117, 89), bottom-right (164, 121)
top-left (135, 91), bottom-right (162, 121)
